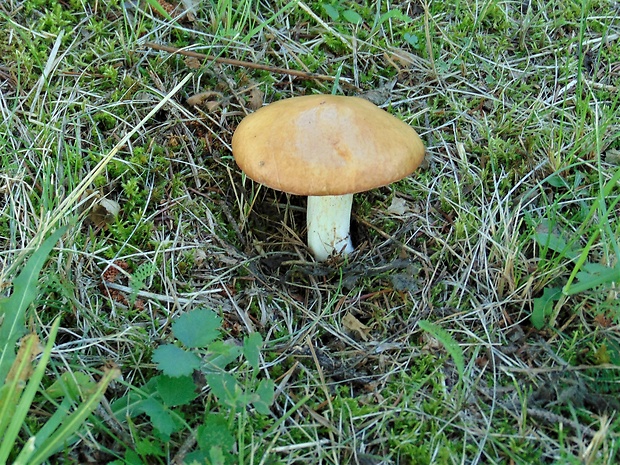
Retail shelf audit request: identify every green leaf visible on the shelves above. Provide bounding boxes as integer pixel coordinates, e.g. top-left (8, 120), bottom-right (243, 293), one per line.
top-left (196, 413), bottom-right (235, 452)
top-left (173, 308), bottom-right (222, 348)
top-left (0, 333), bottom-right (43, 458)
top-left (123, 449), bottom-right (144, 465)
top-left (546, 174), bottom-right (569, 188)
top-left (144, 0), bottom-right (173, 20)
top-left (128, 262), bottom-right (156, 305)
top-left (208, 447), bottom-right (226, 465)
top-left (110, 389), bottom-right (154, 419)
top-left (564, 263), bottom-right (620, 295)
top-left (531, 287), bottom-right (563, 329)
top-left (533, 231), bottom-right (565, 251)
top-left (46, 372), bottom-right (96, 400)
top-left (205, 340), bottom-right (242, 371)
top-left (0, 227), bottom-right (66, 382)
top-left (183, 451), bottom-right (208, 465)
top-left (152, 345), bottom-right (201, 377)
top-left (404, 32), bottom-right (420, 47)
top-left (135, 397), bottom-right (179, 439)
top-left (156, 374), bottom-right (198, 407)
top-left (252, 379), bottom-right (275, 415)
top-left (206, 372), bottom-right (241, 408)
top-left (243, 332), bottom-right (263, 371)
top-left (532, 223), bottom-right (578, 259)
top-left (376, 9), bottom-right (412, 26)
top-left (135, 438), bottom-right (165, 457)
top-left (29, 397), bottom-right (72, 449)
top-left (418, 320), bottom-right (465, 382)
top-left (341, 9), bottom-right (363, 25)
top-left (322, 4), bottom-right (340, 20)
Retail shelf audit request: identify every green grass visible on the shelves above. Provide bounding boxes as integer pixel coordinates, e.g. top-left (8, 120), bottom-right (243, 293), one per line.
top-left (1, 0), bottom-right (620, 463)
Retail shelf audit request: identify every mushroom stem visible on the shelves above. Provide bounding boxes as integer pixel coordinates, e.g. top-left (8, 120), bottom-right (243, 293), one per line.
top-left (307, 194), bottom-right (354, 261)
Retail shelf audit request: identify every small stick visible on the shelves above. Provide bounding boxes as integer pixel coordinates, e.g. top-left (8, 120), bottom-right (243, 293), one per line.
top-left (143, 41), bottom-right (341, 83)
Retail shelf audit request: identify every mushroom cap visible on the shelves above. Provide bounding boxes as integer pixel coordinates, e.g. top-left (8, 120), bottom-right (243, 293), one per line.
top-left (231, 94), bottom-right (425, 196)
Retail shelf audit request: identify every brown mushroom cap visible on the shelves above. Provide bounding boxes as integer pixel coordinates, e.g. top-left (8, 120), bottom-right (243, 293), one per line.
top-left (231, 94), bottom-right (425, 196)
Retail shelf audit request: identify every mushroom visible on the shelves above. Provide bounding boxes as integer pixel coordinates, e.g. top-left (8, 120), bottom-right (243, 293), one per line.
top-left (231, 94), bottom-right (425, 261)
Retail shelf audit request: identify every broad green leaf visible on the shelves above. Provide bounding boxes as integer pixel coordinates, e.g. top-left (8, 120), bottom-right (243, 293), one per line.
top-left (205, 340), bottom-right (242, 371)
top-left (110, 389), bottom-right (154, 419)
top-left (376, 9), bottom-right (412, 26)
top-left (533, 222), bottom-right (578, 260)
top-left (208, 446), bottom-right (226, 465)
top-left (546, 174), bottom-right (569, 188)
top-left (0, 227), bottom-right (66, 382)
top-left (418, 320), bottom-right (465, 382)
top-left (156, 374), bottom-right (198, 407)
top-left (172, 308), bottom-right (221, 348)
top-left (531, 287), bottom-right (563, 329)
top-left (183, 451), bottom-right (209, 465)
top-left (341, 9), bottom-right (363, 25)
top-left (252, 379), bottom-right (275, 415)
top-left (123, 449), bottom-right (144, 465)
top-left (46, 372), bottom-right (96, 400)
top-left (152, 344), bottom-right (201, 377)
top-left (134, 397), bottom-right (178, 439)
top-left (243, 332), bottom-right (263, 371)
top-left (533, 231), bottom-right (568, 254)
top-left (404, 33), bottom-right (420, 47)
top-left (206, 372), bottom-right (241, 408)
top-left (135, 437), bottom-right (165, 457)
top-left (322, 4), bottom-right (340, 20)
top-left (196, 413), bottom-right (235, 452)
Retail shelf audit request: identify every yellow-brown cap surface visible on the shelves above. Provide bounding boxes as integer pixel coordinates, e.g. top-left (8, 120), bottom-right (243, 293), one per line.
top-left (231, 94), bottom-right (425, 196)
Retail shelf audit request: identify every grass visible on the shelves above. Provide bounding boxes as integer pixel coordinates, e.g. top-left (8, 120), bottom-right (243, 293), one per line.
top-left (1, 0), bottom-right (619, 463)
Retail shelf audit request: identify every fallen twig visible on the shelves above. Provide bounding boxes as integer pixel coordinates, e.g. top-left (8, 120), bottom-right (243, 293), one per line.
top-left (143, 41), bottom-right (346, 84)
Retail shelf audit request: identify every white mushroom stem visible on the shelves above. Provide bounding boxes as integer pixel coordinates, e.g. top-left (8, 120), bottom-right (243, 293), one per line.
top-left (306, 194), bottom-right (355, 261)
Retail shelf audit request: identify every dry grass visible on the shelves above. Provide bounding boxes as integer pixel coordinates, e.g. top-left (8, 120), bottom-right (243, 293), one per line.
top-left (1, 0), bottom-right (620, 463)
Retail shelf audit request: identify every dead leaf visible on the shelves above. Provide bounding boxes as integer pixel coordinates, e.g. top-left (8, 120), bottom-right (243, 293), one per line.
top-left (342, 313), bottom-right (371, 341)
top-left (194, 249), bottom-right (207, 266)
top-left (248, 86), bottom-right (264, 110)
top-left (593, 313), bottom-right (613, 328)
top-left (186, 91), bottom-right (223, 107)
top-left (180, 0), bottom-right (199, 15)
top-left (204, 100), bottom-right (221, 112)
top-left (7, 333), bottom-right (42, 384)
top-left (387, 196), bottom-right (410, 215)
top-left (184, 57), bottom-right (202, 69)
top-left (90, 198), bottom-right (120, 228)
top-left (605, 149), bottom-right (620, 165)
top-left (356, 79), bottom-right (396, 106)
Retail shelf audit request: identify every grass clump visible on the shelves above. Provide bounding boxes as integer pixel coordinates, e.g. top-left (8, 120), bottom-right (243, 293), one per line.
top-left (1, 0), bottom-right (620, 463)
